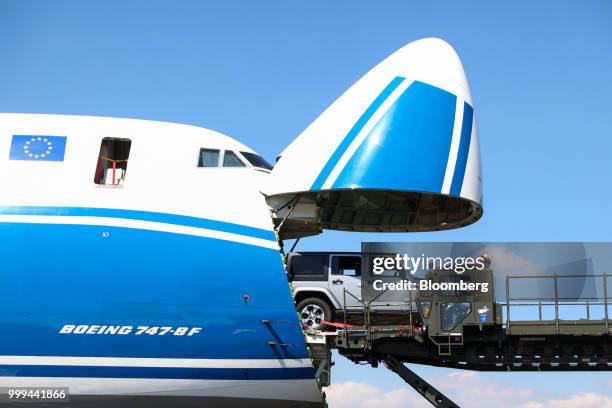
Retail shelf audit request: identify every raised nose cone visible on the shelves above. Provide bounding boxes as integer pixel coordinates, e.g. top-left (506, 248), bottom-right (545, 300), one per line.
top-left (265, 38), bottom-right (482, 239)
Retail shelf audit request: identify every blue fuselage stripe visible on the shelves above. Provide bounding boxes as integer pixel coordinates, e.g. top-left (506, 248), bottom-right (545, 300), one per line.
top-left (0, 365), bottom-right (314, 380)
top-left (449, 102), bottom-right (474, 196)
top-left (0, 223), bottom-right (308, 360)
top-left (310, 76), bottom-right (406, 190)
top-left (0, 206), bottom-right (276, 241)
top-left (332, 81), bottom-right (457, 192)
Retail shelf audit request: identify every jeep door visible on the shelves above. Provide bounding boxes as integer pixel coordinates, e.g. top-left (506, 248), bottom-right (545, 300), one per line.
top-left (328, 255), bottom-right (362, 310)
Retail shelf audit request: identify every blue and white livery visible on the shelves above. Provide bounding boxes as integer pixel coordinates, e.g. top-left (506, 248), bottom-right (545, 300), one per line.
top-left (266, 38), bottom-right (482, 236)
top-left (0, 114), bottom-right (322, 407)
top-left (0, 38), bottom-right (482, 407)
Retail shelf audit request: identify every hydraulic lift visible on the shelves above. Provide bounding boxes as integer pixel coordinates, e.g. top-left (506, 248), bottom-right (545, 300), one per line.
top-left (305, 332), bottom-right (463, 408)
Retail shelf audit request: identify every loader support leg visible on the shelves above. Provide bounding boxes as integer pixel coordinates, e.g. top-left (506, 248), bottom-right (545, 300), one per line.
top-left (383, 355), bottom-right (461, 408)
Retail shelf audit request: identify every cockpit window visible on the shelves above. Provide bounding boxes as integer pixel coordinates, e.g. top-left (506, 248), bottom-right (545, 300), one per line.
top-left (222, 151), bottom-right (246, 167)
top-left (198, 148), bottom-right (220, 167)
top-left (240, 152), bottom-right (273, 170)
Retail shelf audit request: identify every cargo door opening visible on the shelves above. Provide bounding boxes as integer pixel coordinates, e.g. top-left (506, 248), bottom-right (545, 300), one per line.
top-left (94, 137), bottom-right (132, 185)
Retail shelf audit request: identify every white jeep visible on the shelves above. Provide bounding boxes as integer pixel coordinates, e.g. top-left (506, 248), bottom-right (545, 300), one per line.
top-left (288, 252), bottom-right (413, 331)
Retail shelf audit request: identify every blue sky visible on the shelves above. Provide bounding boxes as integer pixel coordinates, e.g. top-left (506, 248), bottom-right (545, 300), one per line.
top-left (1, 0), bottom-right (611, 406)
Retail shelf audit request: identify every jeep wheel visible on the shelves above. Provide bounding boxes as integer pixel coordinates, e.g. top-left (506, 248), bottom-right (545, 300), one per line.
top-left (297, 297), bottom-right (333, 331)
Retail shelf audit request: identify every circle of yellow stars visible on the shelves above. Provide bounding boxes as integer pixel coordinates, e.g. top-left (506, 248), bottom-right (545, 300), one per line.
top-left (23, 137), bottom-right (53, 159)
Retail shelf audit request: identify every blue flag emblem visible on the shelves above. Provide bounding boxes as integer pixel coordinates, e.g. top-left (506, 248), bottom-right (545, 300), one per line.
top-left (9, 135), bottom-right (67, 161)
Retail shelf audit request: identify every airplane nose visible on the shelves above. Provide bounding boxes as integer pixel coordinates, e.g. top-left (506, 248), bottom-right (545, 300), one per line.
top-left (265, 38), bottom-right (482, 238)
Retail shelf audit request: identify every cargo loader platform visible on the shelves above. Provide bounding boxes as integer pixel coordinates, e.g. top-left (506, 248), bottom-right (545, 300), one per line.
top-left (304, 271), bottom-right (611, 408)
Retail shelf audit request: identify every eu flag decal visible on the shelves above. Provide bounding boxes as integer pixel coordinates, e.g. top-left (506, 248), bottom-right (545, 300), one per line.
top-left (9, 135), bottom-right (67, 161)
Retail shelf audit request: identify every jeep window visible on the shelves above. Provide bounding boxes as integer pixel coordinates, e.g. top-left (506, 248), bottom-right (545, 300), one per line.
top-left (291, 255), bottom-right (324, 276)
top-left (331, 256), bottom-right (361, 277)
top-left (376, 267), bottom-right (403, 278)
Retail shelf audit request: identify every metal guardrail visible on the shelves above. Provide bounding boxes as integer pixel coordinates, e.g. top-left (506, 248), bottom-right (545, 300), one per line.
top-left (338, 286), bottom-right (416, 349)
top-left (335, 273), bottom-right (609, 344)
top-left (505, 273), bottom-right (610, 335)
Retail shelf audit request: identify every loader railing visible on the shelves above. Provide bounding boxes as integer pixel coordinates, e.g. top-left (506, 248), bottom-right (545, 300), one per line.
top-left (504, 273), bottom-right (610, 336)
top-left (335, 286), bottom-right (419, 351)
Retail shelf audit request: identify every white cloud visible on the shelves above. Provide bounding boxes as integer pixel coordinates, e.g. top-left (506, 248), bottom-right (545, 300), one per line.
top-left (324, 372), bottom-right (612, 408)
top-left (323, 381), bottom-right (429, 408)
top-left (516, 393), bottom-right (612, 408)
